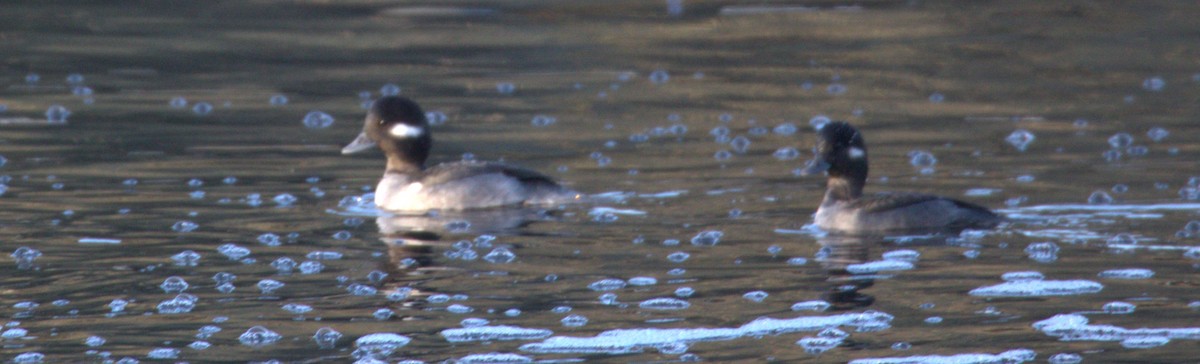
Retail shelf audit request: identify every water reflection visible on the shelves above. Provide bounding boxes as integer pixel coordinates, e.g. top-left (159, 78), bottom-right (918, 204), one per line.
top-left (374, 208), bottom-right (558, 238)
top-left (814, 234), bottom-right (876, 310)
top-left (6, 1), bottom-right (1200, 362)
top-left (365, 228), bottom-right (465, 321)
top-left (814, 226), bottom-right (1003, 311)
top-left (373, 208), bottom-right (561, 306)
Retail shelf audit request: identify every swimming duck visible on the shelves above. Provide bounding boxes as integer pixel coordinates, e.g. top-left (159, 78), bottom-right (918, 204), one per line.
top-left (342, 96), bottom-right (580, 212)
top-left (801, 121), bottom-right (1001, 233)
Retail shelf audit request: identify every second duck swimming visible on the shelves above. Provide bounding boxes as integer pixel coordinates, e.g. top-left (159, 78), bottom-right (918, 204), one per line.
top-left (801, 121), bottom-right (1001, 234)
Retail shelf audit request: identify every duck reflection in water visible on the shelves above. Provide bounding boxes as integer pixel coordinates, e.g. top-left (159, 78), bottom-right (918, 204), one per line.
top-left (813, 228), bottom-right (990, 311)
top-left (814, 234), bottom-right (876, 310)
top-left (373, 207), bottom-right (569, 306)
top-left (376, 207), bottom-right (561, 279)
top-left (374, 207), bottom-right (560, 238)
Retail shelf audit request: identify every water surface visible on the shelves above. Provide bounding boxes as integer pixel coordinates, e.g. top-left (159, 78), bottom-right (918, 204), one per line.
top-left (3, 1), bottom-right (1200, 362)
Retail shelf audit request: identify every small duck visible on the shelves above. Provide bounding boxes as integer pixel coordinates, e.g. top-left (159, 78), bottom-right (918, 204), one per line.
top-left (342, 96), bottom-right (580, 212)
top-left (801, 121), bottom-right (1001, 233)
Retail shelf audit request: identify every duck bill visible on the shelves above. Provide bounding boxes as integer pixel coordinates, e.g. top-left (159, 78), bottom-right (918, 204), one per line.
top-left (341, 132), bottom-right (377, 155)
top-left (798, 159), bottom-right (831, 176)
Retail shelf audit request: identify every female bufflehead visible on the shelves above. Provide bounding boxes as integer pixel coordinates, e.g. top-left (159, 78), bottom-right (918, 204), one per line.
top-left (342, 96), bottom-right (580, 212)
top-left (801, 121), bottom-right (1001, 233)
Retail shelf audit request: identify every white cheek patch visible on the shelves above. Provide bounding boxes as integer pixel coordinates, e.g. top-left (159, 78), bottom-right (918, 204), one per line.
top-left (389, 124), bottom-right (425, 138)
top-left (848, 147), bottom-right (865, 159)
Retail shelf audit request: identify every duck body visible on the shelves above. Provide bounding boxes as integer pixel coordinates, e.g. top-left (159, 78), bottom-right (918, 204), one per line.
top-left (803, 121), bottom-right (1001, 234)
top-left (344, 96), bottom-right (579, 212)
top-left (373, 161), bottom-right (577, 212)
top-left (814, 191), bottom-right (1000, 233)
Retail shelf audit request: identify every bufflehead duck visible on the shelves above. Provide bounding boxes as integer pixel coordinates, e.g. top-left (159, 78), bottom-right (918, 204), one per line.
top-left (342, 96), bottom-right (580, 212)
top-left (801, 121), bottom-right (1001, 233)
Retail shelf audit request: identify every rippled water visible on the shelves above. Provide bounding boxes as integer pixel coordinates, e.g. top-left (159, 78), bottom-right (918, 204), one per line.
top-left (3, 2), bottom-right (1200, 363)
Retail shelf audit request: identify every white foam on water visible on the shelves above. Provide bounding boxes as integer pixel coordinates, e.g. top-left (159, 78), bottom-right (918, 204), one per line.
top-left (330, 193), bottom-right (392, 217)
top-left (590, 189), bottom-right (688, 203)
top-left (846, 260), bottom-right (915, 274)
top-left (848, 349), bottom-right (1036, 364)
top-left (78, 237), bottom-right (122, 244)
top-left (638, 190), bottom-right (688, 199)
top-left (1003, 203), bottom-right (1200, 213)
top-left (969, 280), bottom-right (1103, 297)
top-left (441, 325), bottom-right (552, 343)
top-left (1097, 268), bottom-right (1154, 280)
top-left (520, 311), bottom-right (893, 354)
top-left (589, 207), bottom-right (647, 216)
top-left (705, 187), bottom-right (745, 195)
top-left (1106, 244), bottom-right (1197, 251)
top-left (774, 224), bottom-right (827, 238)
top-left (1033, 314), bottom-right (1200, 346)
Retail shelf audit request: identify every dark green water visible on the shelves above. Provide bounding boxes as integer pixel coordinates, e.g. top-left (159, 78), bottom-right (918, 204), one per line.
top-left (3, 1), bottom-right (1200, 362)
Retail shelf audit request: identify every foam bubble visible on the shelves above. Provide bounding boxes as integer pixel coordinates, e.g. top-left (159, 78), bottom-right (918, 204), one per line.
top-left (848, 349), bottom-right (1036, 364)
top-left (1005, 129), bottom-right (1035, 151)
top-left (521, 311), bottom-right (893, 354)
top-left (639, 298), bottom-right (690, 310)
top-left (1097, 268), bottom-right (1153, 280)
top-left (969, 279), bottom-right (1102, 297)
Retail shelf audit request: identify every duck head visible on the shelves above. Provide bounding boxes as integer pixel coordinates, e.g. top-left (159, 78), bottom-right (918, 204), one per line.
top-left (342, 96), bottom-right (432, 172)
